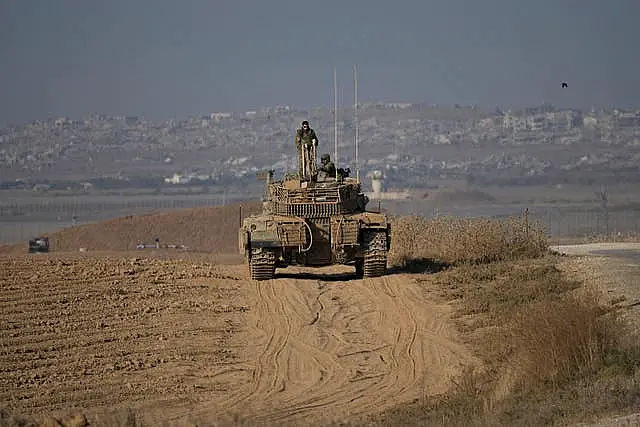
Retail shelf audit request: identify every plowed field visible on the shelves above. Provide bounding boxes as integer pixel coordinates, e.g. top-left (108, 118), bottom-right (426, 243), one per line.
top-left (0, 252), bottom-right (478, 426)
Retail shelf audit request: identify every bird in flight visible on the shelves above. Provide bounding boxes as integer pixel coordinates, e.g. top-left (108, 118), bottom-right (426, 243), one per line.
top-left (561, 82), bottom-right (568, 88)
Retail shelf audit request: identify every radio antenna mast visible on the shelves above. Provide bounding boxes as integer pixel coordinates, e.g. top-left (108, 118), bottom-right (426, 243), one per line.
top-left (333, 67), bottom-right (338, 180)
top-left (354, 64), bottom-right (359, 183)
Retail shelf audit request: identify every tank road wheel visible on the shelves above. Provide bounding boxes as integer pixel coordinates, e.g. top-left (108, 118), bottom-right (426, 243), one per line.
top-left (362, 230), bottom-right (388, 278)
top-left (249, 248), bottom-right (277, 281)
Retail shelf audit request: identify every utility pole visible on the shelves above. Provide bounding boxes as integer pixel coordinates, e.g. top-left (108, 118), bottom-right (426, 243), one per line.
top-left (334, 67), bottom-right (338, 180)
top-left (354, 64), bottom-right (360, 183)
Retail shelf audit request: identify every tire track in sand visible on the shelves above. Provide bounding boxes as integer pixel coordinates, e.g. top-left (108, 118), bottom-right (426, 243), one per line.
top-left (166, 277), bottom-right (292, 423)
top-left (189, 268), bottom-right (480, 425)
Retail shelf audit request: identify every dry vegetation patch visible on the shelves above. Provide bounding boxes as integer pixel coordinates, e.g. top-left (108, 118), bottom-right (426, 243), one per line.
top-left (352, 215), bottom-right (640, 427)
top-left (388, 214), bottom-right (548, 267)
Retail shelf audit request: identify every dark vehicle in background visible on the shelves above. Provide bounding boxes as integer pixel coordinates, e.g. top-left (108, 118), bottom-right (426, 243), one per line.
top-left (28, 236), bottom-right (49, 253)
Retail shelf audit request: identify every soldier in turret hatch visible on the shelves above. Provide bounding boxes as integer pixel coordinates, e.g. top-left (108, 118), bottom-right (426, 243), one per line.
top-left (318, 154), bottom-right (336, 179)
top-left (295, 120), bottom-right (318, 180)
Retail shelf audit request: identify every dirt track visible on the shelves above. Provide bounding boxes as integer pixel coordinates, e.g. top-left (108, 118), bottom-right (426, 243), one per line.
top-left (553, 243), bottom-right (640, 336)
top-left (0, 253), bottom-right (478, 425)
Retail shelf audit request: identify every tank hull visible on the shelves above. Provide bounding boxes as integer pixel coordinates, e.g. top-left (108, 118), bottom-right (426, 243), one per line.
top-left (240, 176), bottom-right (391, 280)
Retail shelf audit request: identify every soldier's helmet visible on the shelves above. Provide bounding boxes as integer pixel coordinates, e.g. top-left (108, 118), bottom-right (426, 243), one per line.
top-left (321, 154), bottom-right (330, 163)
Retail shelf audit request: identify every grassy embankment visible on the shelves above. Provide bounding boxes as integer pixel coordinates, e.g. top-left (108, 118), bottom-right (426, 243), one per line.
top-left (353, 213), bottom-right (640, 426)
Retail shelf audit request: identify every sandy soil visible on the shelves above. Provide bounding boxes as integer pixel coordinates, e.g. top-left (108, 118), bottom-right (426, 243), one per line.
top-left (552, 243), bottom-right (640, 336)
top-left (0, 252), bottom-right (478, 426)
top-left (2, 201), bottom-right (637, 426)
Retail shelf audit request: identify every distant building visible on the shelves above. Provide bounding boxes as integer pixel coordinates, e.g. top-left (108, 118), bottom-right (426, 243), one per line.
top-left (210, 112), bottom-right (231, 121)
top-left (612, 110), bottom-right (640, 127)
top-left (124, 116), bottom-right (139, 126)
top-left (54, 117), bottom-right (69, 127)
top-left (503, 109), bottom-right (583, 132)
top-left (32, 183), bottom-right (52, 192)
top-left (164, 173), bottom-right (190, 184)
top-left (503, 112), bottom-right (527, 132)
top-left (583, 116), bottom-right (598, 128)
top-left (477, 117), bottom-right (497, 129)
top-left (386, 102), bottom-right (413, 109)
top-left (527, 114), bottom-right (546, 132)
top-left (371, 170), bottom-right (384, 195)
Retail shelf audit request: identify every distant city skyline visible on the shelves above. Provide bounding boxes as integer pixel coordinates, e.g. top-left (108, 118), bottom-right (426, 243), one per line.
top-left (1, 0), bottom-right (639, 126)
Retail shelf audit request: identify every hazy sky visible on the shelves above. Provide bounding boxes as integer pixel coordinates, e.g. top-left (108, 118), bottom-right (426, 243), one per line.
top-left (1, 0), bottom-right (638, 125)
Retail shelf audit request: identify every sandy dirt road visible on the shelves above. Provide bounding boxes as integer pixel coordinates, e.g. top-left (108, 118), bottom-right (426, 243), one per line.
top-left (0, 253), bottom-right (478, 426)
top-left (180, 268), bottom-right (479, 426)
top-left (551, 243), bottom-right (640, 336)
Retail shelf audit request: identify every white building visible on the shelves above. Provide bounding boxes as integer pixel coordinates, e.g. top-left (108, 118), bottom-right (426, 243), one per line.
top-left (164, 173), bottom-right (190, 184)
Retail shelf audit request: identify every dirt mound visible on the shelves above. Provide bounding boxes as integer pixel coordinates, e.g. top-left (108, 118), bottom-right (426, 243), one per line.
top-left (0, 202), bottom-right (262, 255)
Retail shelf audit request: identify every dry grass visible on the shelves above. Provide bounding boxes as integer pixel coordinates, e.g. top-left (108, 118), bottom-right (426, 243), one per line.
top-left (512, 289), bottom-right (625, 388)
top-left (388, 212), bottom-right (548, 266)
top-left (0, 407), bottom-right (248, 427)
top-left (350, 255), bottom-right (640, 427)
top-left (342, 215), bottom-right (640, 427)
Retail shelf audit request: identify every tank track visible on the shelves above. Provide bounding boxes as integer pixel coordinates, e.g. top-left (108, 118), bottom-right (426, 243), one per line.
top-left (361, 230), bottom-right (388, 278)
top-left (249, 248), bottom-right (276, 281)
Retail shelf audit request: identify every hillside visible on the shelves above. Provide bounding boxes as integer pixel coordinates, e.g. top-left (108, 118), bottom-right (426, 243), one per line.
top-left (0, 202), bottom-right (262, 255)
top-left (2, 105), bottom-right (639, 190)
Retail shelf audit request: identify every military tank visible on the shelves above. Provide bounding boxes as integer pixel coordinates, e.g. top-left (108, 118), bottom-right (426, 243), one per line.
top-left (239, 169), bottom-right (391, 281)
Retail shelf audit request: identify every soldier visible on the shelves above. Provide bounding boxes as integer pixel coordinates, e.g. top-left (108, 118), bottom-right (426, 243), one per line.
top-left (318, 153), bottom-right (336, 178)
top-left (295, 120), bottom-right (318, 180)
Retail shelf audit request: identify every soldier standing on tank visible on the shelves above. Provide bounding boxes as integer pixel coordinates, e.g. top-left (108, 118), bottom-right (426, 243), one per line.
top-left (295, 120), bottom-right (318, 180)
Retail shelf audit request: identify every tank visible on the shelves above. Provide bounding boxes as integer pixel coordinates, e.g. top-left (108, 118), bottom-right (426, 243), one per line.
top-left (239, 169), bottom-right (391, 281)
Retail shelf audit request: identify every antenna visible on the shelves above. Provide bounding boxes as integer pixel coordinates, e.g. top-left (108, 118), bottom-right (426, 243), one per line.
top-left (354, 64), bottom-right (359, 183)
top-left (334, 67), bottom-right (338, 180)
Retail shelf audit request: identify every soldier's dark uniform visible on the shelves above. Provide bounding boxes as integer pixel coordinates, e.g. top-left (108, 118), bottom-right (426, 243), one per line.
top-left (319, 154), bottom-right (336, 178)
top-left (295, 121), bottom-right (318, 179)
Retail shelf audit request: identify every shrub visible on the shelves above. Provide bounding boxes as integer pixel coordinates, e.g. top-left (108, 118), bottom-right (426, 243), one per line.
top-left (512, 290), bottom-right (625, 388)
top-left (389, 213), bottom-right (548, 266)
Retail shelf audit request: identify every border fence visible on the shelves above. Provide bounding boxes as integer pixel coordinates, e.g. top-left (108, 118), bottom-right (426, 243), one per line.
top-left (1, 196), bottom-right (639, 244)
top-left (500, 206), bottom-right (640, 242)
top-left (0, 195), bottom-right (235, 217)
top-left (0, 195), bottom-right (249, 244)
top-left (386, 202), bottom-right (640, 243)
